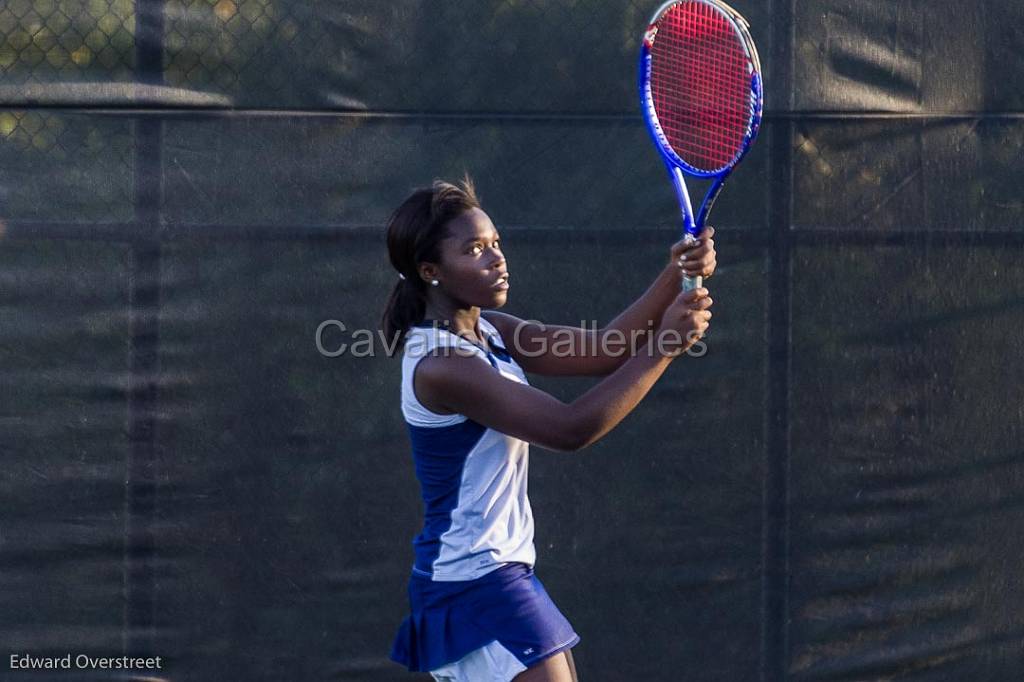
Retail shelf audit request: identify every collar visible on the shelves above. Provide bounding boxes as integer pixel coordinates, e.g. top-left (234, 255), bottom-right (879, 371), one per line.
top-left (414, 318), bottom-right (511, 363)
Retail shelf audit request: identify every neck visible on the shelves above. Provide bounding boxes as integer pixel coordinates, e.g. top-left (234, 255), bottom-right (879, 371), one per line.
top-left (424, 301), bottom-right (482, 342)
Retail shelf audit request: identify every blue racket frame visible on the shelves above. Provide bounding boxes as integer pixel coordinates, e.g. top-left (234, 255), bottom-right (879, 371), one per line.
top-left (638, 0), bottom-right (763, 290)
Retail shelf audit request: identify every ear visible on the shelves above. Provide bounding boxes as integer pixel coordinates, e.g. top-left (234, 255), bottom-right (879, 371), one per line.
top-left (418, 262), bottom-right (439, 285)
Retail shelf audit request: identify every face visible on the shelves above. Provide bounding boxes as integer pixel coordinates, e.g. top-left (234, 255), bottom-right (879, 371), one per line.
top-left (423, 207), bottom-right (510, 308)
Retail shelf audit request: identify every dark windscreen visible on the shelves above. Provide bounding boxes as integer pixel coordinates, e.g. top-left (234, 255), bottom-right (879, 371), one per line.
top-left (1, 2), bottom-right (1022, 680)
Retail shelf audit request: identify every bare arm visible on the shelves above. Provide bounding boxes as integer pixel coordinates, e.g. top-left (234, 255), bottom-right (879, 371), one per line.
top-left (416, 289), bottom-right (712, 452)
top-left (485, 228), bottom-right (716, 377)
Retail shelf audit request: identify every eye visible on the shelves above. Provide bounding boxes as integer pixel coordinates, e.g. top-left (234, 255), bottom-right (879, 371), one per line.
top-left (469, 243), bottom-right (483, 255)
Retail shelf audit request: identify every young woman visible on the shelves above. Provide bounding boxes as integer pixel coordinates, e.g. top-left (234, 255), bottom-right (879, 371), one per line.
top-left (384, 178), bottom-right (716, 682)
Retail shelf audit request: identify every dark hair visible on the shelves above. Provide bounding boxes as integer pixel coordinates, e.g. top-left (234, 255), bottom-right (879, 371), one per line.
top-left (381, 176), bottom-right (481, 349)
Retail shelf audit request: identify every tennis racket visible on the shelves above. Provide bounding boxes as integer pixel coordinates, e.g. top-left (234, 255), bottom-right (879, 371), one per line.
top-left (639, 0), bottom-right (763, 291)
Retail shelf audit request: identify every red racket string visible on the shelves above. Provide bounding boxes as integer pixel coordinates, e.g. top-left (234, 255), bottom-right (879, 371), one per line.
top-left (650, 1), bottom-right (753, 171)
top-left (654, 2), bottom-right (749, 165)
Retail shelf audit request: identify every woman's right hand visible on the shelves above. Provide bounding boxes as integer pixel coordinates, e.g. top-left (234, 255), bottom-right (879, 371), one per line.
top-left (655, 288), bottom-right (713, 357)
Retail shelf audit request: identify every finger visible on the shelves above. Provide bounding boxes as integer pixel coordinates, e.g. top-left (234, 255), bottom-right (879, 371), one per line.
top-left (685, 255), bottom-right (715, 275)
top-left (690, 308), bottom-right (711, 322)
top-left (680, 287), bottom-right (709, 304)
top-left (692, 254), bottom-right (716, 274)
top-left (699, 226), bottom-right (715, 240)
top-left (681, 242), bottom-right (715, 264)
top-left (683, 259), bottom-right (714, 277)
top-left (686, 252), bottom-right (714, 267)
top-left (681, 233), bottom-right (706, 251)
top-left (686, 296), bottom-right (713, 310)
top-left (670, 239), bottom-right (694, 258)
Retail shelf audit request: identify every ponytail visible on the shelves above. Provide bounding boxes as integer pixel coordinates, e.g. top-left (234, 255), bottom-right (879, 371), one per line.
top-left (380, 176), bottom-right (481, 351)
top-left (381, 276), bottom-right (427, 350)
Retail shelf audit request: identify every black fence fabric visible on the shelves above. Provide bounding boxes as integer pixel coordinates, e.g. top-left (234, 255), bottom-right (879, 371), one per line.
top-left (1, 2), bottom-right (1022, 682)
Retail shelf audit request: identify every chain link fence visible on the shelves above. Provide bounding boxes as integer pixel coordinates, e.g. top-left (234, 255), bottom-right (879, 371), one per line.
top-left (0, 0), bottom-right (134, 80)
top-left (3, 1), bottom-right (1020, 229)
top-left (0, 0), bottom-right (686, 227)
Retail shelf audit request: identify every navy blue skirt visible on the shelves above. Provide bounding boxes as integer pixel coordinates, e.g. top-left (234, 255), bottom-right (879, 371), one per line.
top-left (390, 562), bottom-right (580, 673)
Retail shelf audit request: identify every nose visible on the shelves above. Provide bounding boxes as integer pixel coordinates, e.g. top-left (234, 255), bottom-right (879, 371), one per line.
top-left (489, 246), bottom-right (506, 269)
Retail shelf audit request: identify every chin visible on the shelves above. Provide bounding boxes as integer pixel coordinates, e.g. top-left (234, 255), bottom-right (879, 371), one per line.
top-left (489, 291), bottom-right (509, 308)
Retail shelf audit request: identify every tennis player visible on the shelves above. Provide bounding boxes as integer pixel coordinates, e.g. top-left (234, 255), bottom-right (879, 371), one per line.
top-left (384, 178), bottom-right (716, 682)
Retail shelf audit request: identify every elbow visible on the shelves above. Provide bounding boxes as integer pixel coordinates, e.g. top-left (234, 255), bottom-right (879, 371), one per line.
top-left (536, 428), bottom-right (583, 453)
top-left (528, 404), bottom-right (598, 453)
top-left (545, 434), bottom-right (586, 453)
top-left (545, 440), bottom-right (588, 454)
top-left (545, 414), bottom-right (596, 453)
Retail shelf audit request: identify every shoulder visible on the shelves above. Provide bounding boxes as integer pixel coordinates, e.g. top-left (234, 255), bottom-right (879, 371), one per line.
top-left (481, 310), bottom-right (528, 341)
top-left (404, 323), bottom-right (479, 357)
top-left (412, 346), bottom-right (508, 415)
top-left (414, 344), bottom-right (496, 385)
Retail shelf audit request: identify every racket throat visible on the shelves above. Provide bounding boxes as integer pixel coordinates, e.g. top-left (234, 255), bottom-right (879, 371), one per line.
top-left (670, 166), bottom-right (698, 237)
top-left (669, 166), bottom-right (704, 293)
top-left (696, 171), bottom-right (731, 230)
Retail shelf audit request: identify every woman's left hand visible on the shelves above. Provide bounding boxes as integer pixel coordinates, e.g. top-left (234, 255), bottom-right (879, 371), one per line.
top-left (668, 226), bottom-right (716, 279)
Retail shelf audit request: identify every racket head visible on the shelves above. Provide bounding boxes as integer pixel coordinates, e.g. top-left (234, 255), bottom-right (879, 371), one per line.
top-left (639, 0), bottom-right (763, 177)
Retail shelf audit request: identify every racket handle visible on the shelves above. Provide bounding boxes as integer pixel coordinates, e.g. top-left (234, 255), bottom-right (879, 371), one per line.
top-left (680, 232), bottom-right (703, 292)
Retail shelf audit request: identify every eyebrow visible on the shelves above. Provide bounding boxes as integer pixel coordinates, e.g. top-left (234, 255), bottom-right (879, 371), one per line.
top-left (459, 232), bottom-right (500, 247)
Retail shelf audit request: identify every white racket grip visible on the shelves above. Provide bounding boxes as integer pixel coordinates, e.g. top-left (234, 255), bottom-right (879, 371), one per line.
top-left (680, 232), bottom-right (703, 292)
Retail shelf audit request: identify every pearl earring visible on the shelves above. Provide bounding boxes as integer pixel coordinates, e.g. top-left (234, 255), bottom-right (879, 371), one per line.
top-left (431, 279), bottom-right (439, 287)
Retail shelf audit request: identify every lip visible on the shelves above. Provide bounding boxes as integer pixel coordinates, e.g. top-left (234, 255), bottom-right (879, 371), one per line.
top-left (492, 273), bottom-right (510, 290)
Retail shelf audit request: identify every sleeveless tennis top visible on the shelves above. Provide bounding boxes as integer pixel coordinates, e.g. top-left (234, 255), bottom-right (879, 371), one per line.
top-left (401, 316), bottom-right (536, 582)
